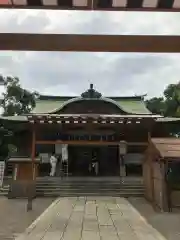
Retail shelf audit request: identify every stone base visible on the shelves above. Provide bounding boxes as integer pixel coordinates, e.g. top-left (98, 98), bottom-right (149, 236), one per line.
top-left (171, 190), bottom-right (180, 207)
top-left (8, 180), bottom-right (36, 199)
top-left (120, 166), bottom-right (126, 177)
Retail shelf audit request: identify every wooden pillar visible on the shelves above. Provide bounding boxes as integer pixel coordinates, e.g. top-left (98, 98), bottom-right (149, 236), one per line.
top-left (148, 131), bottom-right (151, 142)
top-left (150, 141), bottom-right (155, 208)
top-left (31, 127), bottom-right (36, 180)
top-left (119, 141), bottom-right (127, 178)
top-left (27, 127), bottom-right (36, 211)
top-left (146, 132), bottom-right (155, 204)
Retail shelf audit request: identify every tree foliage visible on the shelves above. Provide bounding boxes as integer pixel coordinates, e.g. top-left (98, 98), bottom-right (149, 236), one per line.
top-left (146, 81), bottom-right (180, 117)
top-left (145, 97), bottom-right (166, 115)
top-left (0, 75), bottom-right (38, 160)
top-left (1, 76), bottom-right (39, 116)
top-left (0, 127), bottom-right (13, 161)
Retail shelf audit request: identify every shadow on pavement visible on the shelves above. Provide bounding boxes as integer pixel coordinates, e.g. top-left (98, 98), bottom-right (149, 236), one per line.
top-left (128, 197), bottom-right (180, 240)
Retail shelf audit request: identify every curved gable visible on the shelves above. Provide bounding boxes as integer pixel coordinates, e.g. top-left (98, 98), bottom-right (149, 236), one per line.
top-left (52, 97), bottom-right (128, 115)
top-left (31, 99), bottom-right (65, 114)
top-left (31, 84), bottom-right (151, 115)
top-left (31, 96), bottom-right (152, 115)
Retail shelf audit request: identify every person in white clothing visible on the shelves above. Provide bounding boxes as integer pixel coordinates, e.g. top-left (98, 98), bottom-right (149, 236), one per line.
top-left (50, 154), bottom-right (57, 177)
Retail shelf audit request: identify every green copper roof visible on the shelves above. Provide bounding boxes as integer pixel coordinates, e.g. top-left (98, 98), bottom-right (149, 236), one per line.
top-left (31, 95), bottom-right (151, 115)
top-left (116, 100), bottom-right (151, 114)
top-left (156, 117), bottom-right (180, 122)
top-left (0, 115), bottom-right (27, 121)
top-left (31, 99), bottom-right (66, 114)
top-left (0, 95), bottom-right (153, 123)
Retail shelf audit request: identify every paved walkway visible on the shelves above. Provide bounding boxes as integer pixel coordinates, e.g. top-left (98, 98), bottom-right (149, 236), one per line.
top-left (16, 197), bottom-right (166, 240)
top-left (0, 197), bottom-right (54, 240)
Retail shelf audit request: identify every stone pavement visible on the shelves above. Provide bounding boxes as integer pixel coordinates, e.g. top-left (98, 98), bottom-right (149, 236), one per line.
top-left (16, 197), bottom-right (167, 240)
top-left (0, 197), bottom-right (54, 240)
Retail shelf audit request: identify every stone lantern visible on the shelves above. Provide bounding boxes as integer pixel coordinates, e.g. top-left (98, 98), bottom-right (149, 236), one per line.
top-left (119, 140), bottom-right (127, 156)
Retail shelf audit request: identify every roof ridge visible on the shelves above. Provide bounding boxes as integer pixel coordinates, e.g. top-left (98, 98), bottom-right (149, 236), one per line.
top-left (38, 95), bottom-right (145, 101)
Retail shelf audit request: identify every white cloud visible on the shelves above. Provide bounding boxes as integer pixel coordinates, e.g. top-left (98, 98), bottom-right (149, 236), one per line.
top-left (0, 9), bottom-right (180, 98)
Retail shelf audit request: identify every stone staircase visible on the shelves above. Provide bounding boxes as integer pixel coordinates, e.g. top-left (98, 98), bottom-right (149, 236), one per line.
top-left (0, 234), bottom-right (16, 240)
top-left (0, 177), bottom-right (144, 198)
top-left (35, 177), bottom-right (144, 197)
top-left (0, 185), bottom-right (9, 197)
top-left (0, 176), bottom-right (11, 197)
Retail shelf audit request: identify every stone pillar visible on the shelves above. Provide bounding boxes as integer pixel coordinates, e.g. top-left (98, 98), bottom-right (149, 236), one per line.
top-left (120, 155), bottom-right (126, 177)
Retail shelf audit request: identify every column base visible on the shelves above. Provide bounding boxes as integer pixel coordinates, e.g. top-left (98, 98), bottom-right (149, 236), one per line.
top-left (120, 166), bottom-right (126, 177)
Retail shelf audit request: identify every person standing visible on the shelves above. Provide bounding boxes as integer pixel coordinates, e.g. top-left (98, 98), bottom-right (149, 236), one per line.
top-left (49, 153), bottom-right (57, 177)
top-left (92, 153), bottom-right (99, 176)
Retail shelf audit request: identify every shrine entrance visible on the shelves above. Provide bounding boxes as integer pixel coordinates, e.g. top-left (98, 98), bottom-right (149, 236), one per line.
top-left (68, 145), bottom-right (119, 176)
top-left (37, 143), bottom-right (120, 177)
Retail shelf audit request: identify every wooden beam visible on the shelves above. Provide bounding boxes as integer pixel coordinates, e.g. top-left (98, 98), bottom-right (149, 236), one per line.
top-left (1, 3), bottom-right (180, 12)
top-left (35, 140), bottom-right (148, 146)
top-left (1, 33), bottom-right (180, 52)
top-left (36, 140), bottom-right (118, 145)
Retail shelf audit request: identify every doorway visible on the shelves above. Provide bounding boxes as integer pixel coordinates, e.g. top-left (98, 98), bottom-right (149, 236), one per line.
top-left (68, 145), bottom-right (119, 176)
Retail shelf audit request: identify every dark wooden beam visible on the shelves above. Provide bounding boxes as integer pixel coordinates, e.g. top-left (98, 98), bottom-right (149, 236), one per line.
top-left (1, 33), bottom-right (180, 52)
top-left (35, 140), bottom-right (148, 146)
top-left (0, 3), bottom-right (180, 12)
top-left (36, 140), bottom-right (119, 145)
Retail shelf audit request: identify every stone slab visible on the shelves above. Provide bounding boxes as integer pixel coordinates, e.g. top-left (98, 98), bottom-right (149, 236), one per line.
top-left (16, 197), bottom-right (167, 240)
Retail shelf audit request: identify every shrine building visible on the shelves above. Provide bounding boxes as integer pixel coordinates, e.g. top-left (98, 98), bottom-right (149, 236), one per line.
top-left (0, 84), bottom-right (177, 179)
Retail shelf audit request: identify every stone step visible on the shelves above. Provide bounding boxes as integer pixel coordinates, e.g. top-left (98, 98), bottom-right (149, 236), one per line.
top-left (36, 179), bottom-right (143, 183)
top-left (0, 192), bottom-right (8, 196)
top-left (36, 179), bottom-right (144, 197)
top-left (36, 188), bottom-right (144, 193)
top-left (0, 184), bottom-right (144, 189)
top-left (37, 192), bottom-right (144, 197)
top-left (36, 183), bottom-right (143, 187)
top-left (35, 186), bottom-right (144, 190)
top-left (36, 180), bottom-right (143, 184)
top-left (35, 185), bottom-right (144, 189)
top-left (36, 185), bottom-right (144, 190)
top-left (0, 236), bottom-right (14, 240)
top-left (1, 178), bottom-right (144, 197)
top-left (36, 189), bottom-right (144, 193)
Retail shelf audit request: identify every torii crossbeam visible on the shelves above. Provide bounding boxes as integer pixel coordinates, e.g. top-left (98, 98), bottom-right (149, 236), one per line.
top-left (1, 0), bottom-right (180, 52)
top-left (1, 0), bottom-right (180, 12)
top-left (1, 33), bottom-right (180, 52)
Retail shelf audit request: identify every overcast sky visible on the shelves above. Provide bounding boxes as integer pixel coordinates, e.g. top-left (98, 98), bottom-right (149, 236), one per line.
top-left (1, 9), bottom-right (180, 98)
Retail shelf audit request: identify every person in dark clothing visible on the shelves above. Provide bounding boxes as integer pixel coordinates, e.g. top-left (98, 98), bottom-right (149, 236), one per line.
top-left (91, 153), bottom-right (99, 176)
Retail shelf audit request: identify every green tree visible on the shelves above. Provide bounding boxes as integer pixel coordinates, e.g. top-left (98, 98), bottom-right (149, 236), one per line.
top-left (146, 97), bottom-right (166, 115)
top-left (0, 127), bottom-right (12, 161)
top-left (164, 82), bottom-right (180, 117)
top-left (1, 76), bottom-right (39, 116)
top-left (146, 81), bottom-right (180, 117)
